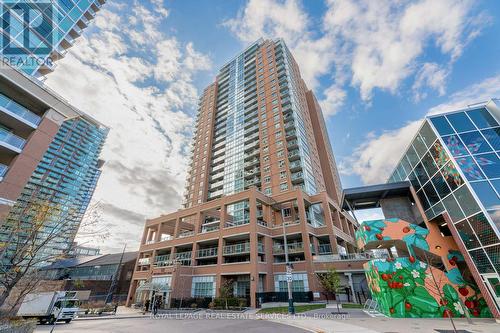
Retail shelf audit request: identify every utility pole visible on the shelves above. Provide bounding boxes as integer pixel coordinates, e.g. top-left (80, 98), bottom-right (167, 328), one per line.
top-left (282, 220), bottom-right (295, 314)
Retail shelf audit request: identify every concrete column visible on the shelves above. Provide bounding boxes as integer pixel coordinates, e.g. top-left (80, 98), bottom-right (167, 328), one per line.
top-left (345, 272), bottom-right (354, 303)
top-left (215, 204), bottom-right (225, 297)
top-left (248, 191), bottom-right (259, 307)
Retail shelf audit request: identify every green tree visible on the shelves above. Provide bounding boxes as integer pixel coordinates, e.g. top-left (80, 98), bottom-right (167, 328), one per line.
top-left (219, 279), bottom-right (234, 310)
top-left (316, 268), bottom-right (341, 303)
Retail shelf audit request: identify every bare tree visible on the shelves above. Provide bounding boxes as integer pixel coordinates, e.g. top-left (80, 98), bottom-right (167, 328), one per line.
top-left (0, 198), bottom-right (104, 314)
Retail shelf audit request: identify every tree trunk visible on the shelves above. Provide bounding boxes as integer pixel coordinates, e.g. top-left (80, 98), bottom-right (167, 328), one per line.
top-left (0, 287), bottom-right (12, 309)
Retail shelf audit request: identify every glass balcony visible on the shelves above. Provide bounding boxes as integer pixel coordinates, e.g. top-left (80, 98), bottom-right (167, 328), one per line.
top-left (313, 252), bottom-right (378, 262)
top-left (0, 128), bottom-right (26, 151)
top-left (223, 242), bottom-right (250, 255)
top-left (258, 243), bottom-right (265, 253)
top-left (178, 230), bottom-right (194, 238)
top-left (137, 257), bottom-right (150, 265)
top-left (175, 251), bottom-right (192, 260)
top-left (318, 244), bottom-right (332, 254)
top-left (0, 163), bottom-right (8, 178)
top-left (0, 93), bottom-right (41, 127)
top-left (154, 254), bottom-right (172, 266)
top-left (201, 224), bottom-right (220, 233)
top-left (273, 242), bottom-right (304, 254)
top-left (197, 247), bottom-right (218, 258)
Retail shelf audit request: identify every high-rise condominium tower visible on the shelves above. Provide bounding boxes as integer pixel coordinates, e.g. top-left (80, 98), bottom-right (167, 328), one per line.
top-left (0, 0), bottom-right (106, 77)
top-left (128, 39), bottom-right (365, 309)
top-left (0, 0), bottom-right (107, 263)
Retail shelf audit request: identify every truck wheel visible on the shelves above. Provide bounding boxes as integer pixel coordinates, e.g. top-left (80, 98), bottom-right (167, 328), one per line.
top-left (48, 316), bottom-right (56, 325)
top-left (64, 319), bottom-right (72, 323)
top-left (39, 318), bottom-right (47, 325)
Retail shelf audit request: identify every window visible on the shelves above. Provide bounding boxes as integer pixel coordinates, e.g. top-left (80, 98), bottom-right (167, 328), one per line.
top-left (430, 116), bottom-right (454, 136)
top-left (263, 166), bottom-right (270, 173)
top-left (466, 108), bottom-right (498, 129)
top-left (264, 188), bottom-right (272, 195)
top-left (442, 135), bottom-right (468, 157)
top-left (277, 150), bottom-right (284, 157)
top-left (446, 112), bottom-right (475, 133)
top-left (280, 183), bottom-right (288, 191)
top-left (191, 276), bottom-right (215, 297)
top-left (280, 171), bottom-right (287, 179)
top-left (263, 155), bottom-right (269, 163)
top-left (282, 208), bottom-right (291, 217)
top-left (481, 127), bottom-right (500, 150)
top-left (475, 153), bottom-right (500, 178)
top-left (275, 273), bottom-right (309, 292)
top-left (276, 140), bottom-right (283, 147)
top-left (459, 131), bottom-right (493, 154)
top-left (470, 181), bottom-right (500, 210)
top-left (455, 156), bottom-right (485, 181)
top-left (264, 176), bottom-right (271, 184)
top-left (278, 160), bottom-right (285, 168)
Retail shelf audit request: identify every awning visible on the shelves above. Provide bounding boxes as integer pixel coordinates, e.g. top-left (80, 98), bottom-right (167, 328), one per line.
top-left (136, 282), bottom-right (171, 292)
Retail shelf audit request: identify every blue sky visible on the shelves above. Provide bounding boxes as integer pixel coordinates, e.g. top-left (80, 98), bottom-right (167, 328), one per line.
top-left (44, 0), bottom-right (500, 252)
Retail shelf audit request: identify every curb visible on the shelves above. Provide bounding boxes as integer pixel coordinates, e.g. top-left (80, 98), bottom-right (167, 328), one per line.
top-left (75, 315), bottom-right (145, 321)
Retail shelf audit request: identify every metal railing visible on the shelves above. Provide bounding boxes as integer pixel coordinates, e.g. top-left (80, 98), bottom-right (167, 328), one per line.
top-left (178, 230), bottom-right (195, 238)
top-left (223, 242), bottom-right (250, 255)
top-left (273, 242), bottom-right (304, 254)
top-left (137, 258), bottom-right (150, 265)
top-left (318, 244), bottom-right (332, 254)
top-left (197, 247), bottom-right (218, 258)
top-left (175, 251), bottom-right (192, 260)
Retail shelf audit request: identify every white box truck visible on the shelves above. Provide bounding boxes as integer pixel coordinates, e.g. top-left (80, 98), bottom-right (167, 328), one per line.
top-left (17, 291), bottom-right (79, 324)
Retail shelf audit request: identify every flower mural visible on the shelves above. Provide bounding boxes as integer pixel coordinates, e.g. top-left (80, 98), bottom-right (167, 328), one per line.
top-left (357, 219), bottom-right (492, 318)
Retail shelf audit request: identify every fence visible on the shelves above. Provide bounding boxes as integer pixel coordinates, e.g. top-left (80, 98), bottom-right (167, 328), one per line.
top-left (255, 291), bottom-right (313, 307)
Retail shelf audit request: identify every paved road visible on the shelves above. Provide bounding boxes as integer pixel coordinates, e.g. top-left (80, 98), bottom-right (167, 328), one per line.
top-left (34, 317), bottom-right (309, 333)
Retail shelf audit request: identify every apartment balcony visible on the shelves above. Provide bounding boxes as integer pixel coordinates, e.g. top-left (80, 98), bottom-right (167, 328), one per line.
top-left (291, 172), bottom-right (303, 184)
top-left (258, 243), bottom-right (265, 253)
top-left (208, 190), bottom-right (223, 199)
top-left (175, 251), bottom-right (192, 260)
top-left (0, 128), bottom-right (26, 154)
top-left (273, 242), bottom-right (304, 255)
top-left (154, 254), bottom-right (172, 266)
top-left (137, 258), bottom-right (150, 266)
top-left (178, 230), bottom-right (194, 238)
top-left (318, 244), bottom-right (332, 254)
top-left (244, 140), bottom-right (259, 152)
top-left (201, 224), bottom-right (220, 233)
top-left (0, 94), bottom-right (41, 128)
top-left (196, 247), bottom-right (218, 258)
top-left (244, 158), bottom-right (260, 169)
top-left (287, 139), bottom-right (298, 150)
top-left (288, 150), bottom-right (300, 161)
top-left (289, 160), bottom-right (302, 172)
top-left (244, 132), bottom-right (259, 144)
top-left (223, 243), bottom-right (250, 255)
top-left (245, 124), bottom-right (259, 135)
top-left (312, 252), bottom-right (375, 262)
top-left (0, 163), bottom-right (8, 180)
top-left (285, 130), bottom-right (297, 139)
top-left (244, 149), bottom-right (259, 160)
top-left (244, 168), bottom-right (260, 179)
top-left (245, 176), bottom-right (260, 185)
top-left (210, 180), bottom-right (224, 190)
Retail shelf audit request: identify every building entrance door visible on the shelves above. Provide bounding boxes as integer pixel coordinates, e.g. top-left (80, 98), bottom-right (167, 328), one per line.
top-left (483, 273), bottom-right (500, 309)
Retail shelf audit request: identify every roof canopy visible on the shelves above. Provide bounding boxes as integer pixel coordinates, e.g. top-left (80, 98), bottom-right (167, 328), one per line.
top-left (341, 181), bottom-right (412, 211)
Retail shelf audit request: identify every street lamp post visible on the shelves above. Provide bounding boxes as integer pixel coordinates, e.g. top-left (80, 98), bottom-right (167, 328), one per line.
top-left (282, 221), bottom-right (295, 314)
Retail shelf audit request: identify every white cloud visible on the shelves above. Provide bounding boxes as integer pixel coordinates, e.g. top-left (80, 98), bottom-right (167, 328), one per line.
top-left (412, 63), bottom-right (449, 102)
top-left (341, 74), bottom-right (500, 184)
top-left (224, 0), bottom-right (487, 111)
top-left (321, 84), bottom-right (347, 116)
top-left (45, 1), bottom-right (211, 253)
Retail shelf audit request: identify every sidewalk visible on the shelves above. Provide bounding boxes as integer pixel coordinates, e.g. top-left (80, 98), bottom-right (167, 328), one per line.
top-left (269, 316), bottom-right (500, 333)
top-left (75, 306), bottom-right (145, 321)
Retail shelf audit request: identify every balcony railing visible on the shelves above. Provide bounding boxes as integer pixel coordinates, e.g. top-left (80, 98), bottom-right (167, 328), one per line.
top-left (273, 242), bottom-right (304, 254)
top-left (0, 163), bottom-right (8, 178)
top-left (313, 252), bottom-right (381, 262)
top-left (0, 128), bottom-right (26, 151)
top-left (175, 251), bottom-right (192, 260)
top-left (318, 244), bottom-right (332, 254)
top-left (154, 254), bottom-right (172, 266)
top-left (223, 242), bottom-right (250, 255)
top-left (201, 224), bottom-right (220, 233)
top-left (0, 94), bottom-right (41, 127)
top-left (258, 242), bottom-right (265, 253)
top-left (137, 258), bottom-right (150, 265)
top-left (178, 230), bottom-right (194, 238)
top-left (197, 247), bottom-right (218, 258)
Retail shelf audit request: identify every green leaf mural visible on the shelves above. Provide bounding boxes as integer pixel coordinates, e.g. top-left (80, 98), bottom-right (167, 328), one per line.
top-left (358, 218), bottom-right (493, 318)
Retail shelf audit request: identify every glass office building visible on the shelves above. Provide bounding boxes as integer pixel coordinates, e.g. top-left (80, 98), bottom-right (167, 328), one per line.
top-left (0, 0), bottom-right (105, 77)
top-left (388, 99), bottom-right (500, 309)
